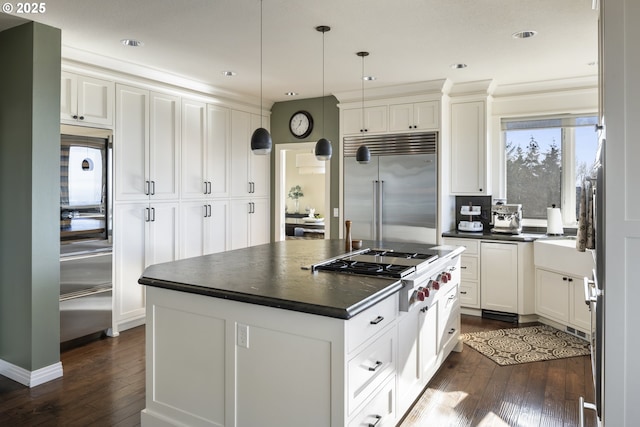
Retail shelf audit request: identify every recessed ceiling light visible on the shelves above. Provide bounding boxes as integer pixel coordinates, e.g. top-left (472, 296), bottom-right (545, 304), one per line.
top-left (222, 71), bottom-right (237, 77)
top-left (450, 63), bottom-right (468, 69)
top-left (512, 30), bottom-right (537, 39)
top-left (121, 39), bottom-right (144, 47)
top-left (363, 76), bottom-right (376, 81)
top-left (285, 92), bottom-right (299, 96)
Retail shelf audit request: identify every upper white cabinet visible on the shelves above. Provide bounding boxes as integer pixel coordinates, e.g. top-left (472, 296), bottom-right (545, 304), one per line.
top-left (115, 85), bottom-right (180, 201)
top-left (230, 110), bottom-right (270, 198)
top-left (342, 105), bottom-right (388, 135)
top-left (61, 72), bottom-right (114, 127)
top-left (450, 99), bottom-right (489, 195)
top-left (181, 101), bottom-right (230, 199)
top-left (389, 101), bottom-right (439, 132)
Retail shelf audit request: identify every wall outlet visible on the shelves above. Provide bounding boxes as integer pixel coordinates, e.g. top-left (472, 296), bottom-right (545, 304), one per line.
top-left (333, 208), bottom-right (339, 218)
top-left (237, 323), bottom-right (249, 348)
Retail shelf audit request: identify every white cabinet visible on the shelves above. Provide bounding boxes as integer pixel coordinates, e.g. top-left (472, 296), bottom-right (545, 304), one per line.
top-left (389, 101), bottom-right (439, 132)
top-left (443, 238), bottom-right (480, 308)
top-left (61, 71), bottom-right (114, 127)
top-left (180, 200), bottom-right (229, 258)
top-left (533, 239), bottom-right (594, 334)
top-left (230, 198), bottom-right (269, 250)
top-left (342, 105), bottom-right (388, 135)
top-left (230, 110), bottom-right (270, 198)
top-left (114, 85), bottom-right (180, 201)
top-left (113, 201), bottom-right (178, 330)
top-left (450, 100), bottom-right (488, 194)
top-left (181, 101), bottom-right (230, 199)
top-left (535, 269), bottom-right (570, 323)
top-left (480, 242), bottom-right (518, 313)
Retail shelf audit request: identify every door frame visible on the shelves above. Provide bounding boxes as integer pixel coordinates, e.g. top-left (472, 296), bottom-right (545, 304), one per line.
top-left (274, 142), bottom-right (331, 241)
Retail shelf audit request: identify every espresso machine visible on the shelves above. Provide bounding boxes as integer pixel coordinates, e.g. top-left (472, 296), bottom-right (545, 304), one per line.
top-left (491, 203), bottom-right (523, 234)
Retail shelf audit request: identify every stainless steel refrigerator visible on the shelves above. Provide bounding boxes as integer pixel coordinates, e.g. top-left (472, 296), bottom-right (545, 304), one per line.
top-left (343, 132), bottom-right (437, 244)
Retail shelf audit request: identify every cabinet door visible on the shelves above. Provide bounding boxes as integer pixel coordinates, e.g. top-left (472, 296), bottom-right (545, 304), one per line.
top-left (207, 105), bottom-right (230, 197)
top-left (115, 85), bottom-right (149, 201)
top-left (450, 100), bottom-right (486, 194)
top-left (181, 99), bottom-right (207, 199)
top-left (364, 105), bottom-right (388, 133)
top-left (205, 200), bottom-right (229, 255)
top-left (113, 202), bottom-right (148, 325)
top-left (146, 202), bottom-right (179, 266)
top-left (480, 242), bottom-right (518, 313)
top-left (569, 275), bottom-right (591, 332)
top-left (149, 92), bottom-right (180, 200)
top-left (535, 269), bottom-right (570, 323)
top-left (389, 103), bottom-right (414, 131)
top-left (230, 110), bottom-right (251, 197)
top-left (230, 199), bottom-right (250, 250)
top-left (180, 201), bottom-right (208, 259)
top-left (77, 75), bottom-right (114, 126)
top-left (60, 72), bottom-right (78, 122)
top-left (414, 101), bottom-right (439, 130)
top-left (419, 302), bottom-right (438, 378)
top-left (249, 198), bottom-right (270, 247)
top-left (342, 108), bottom-right (364, 134)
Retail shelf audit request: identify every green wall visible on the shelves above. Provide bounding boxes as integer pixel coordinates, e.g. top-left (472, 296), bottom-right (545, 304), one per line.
top-left (0, 22), bottom-right (61, 371)
top-left (270, 96), bottom-right (340, 239)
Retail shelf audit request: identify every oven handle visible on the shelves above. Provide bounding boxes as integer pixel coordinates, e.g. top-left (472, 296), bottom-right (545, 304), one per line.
top-left (579, 396), bottom-right (597, 427)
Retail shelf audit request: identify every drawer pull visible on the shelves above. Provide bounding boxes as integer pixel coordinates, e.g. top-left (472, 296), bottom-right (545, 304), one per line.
top-left (448, 328), bottom-right (456, 335)
top-left (370, 316), bottom-right (384, 325)
top-left (368, 360), bottom-right (383, 372)
top-left (369, 415), bottom-right (383, 427)
top-left (420, 306), bottom-right (429, 313)
top-left (460, 291), bottom-right (468, 295)
top-left (460, 266), bottom-right (467, 269)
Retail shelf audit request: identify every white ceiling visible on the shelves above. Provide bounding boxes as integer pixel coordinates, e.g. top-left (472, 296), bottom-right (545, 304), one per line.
top-left (1, 0), bottom-right (598, 104)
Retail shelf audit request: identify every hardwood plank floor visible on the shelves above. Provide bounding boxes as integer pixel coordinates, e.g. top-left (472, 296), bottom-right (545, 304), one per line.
top-left (0, 315), bottom-right (596, 426)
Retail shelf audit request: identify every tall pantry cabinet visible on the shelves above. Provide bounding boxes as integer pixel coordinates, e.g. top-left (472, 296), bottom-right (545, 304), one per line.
top-left (113, 85), bottom-right (180, 332)
top-left (110, 81), bottom-right (270, 332)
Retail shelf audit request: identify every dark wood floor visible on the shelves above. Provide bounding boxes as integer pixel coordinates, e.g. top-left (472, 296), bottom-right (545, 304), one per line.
top-left (0, 315), bottom-right (596, 426)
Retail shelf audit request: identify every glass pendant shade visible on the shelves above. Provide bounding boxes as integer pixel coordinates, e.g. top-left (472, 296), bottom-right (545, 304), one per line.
top-left (251, 127), bottom-right (272, 154)
top-left (356, 145), bottom-right (371, 164)
top-left (314, 138), bottom-right (332, 161)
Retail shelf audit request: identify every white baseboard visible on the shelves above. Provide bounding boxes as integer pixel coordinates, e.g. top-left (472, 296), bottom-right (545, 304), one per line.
top-left (0, 359), bottom-right (63, 388)
top-left (117, 316), bottom-right (146, 334)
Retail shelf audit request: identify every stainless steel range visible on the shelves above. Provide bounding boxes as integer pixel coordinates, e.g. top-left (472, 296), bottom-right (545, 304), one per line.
top-left (310, 247), bottom-right (459, 312)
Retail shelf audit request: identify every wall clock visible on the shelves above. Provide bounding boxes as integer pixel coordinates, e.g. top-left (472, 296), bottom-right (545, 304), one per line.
top-left (289, 110), bottom-right (313, 139)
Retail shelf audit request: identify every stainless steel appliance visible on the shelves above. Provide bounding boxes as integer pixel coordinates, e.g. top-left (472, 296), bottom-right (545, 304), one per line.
top-left (59, 125), bottom-right (113, 343)
top-left (580, 135), bottom-right (604, 425)
top-left (309, 246), bottom-right (457, 313)
top-left (343, 132), bottom-right (437, 244)
top-left (491, 203), bottom-right (522, 234)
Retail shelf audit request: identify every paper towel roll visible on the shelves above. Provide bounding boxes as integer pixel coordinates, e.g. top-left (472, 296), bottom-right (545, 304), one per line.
top-left (546, 206), bottom-right (564, 235)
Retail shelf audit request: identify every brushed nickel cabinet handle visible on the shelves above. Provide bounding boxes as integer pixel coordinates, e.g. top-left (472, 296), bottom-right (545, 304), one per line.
top-left (368, 361), bottom-right (383, 372)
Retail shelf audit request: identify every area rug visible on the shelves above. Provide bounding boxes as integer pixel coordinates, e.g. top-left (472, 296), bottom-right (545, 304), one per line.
top-left (460, 324), bottom-right (590, 366)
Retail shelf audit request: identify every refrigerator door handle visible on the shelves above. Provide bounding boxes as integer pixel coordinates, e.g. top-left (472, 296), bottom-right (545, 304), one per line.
top-left (372, 181), bottom-right (378, 240)
top-left (378, 180), bottom-right (384, 240)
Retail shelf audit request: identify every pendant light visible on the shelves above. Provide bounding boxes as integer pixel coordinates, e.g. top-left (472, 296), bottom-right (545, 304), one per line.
top-left (314, 25), bottom-right (332, 161)
top-left (250, 0), bottom-right (272, 155)
top-left (356, 51), bottom-right (371, 164)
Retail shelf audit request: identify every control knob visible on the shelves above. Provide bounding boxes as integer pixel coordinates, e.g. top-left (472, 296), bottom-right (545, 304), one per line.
top-left (417, 286), bottom-right (429, 301)
top-left (439, 273), bottom-right (449, 284)
top-left (430, 279), bottom-right (440, 290)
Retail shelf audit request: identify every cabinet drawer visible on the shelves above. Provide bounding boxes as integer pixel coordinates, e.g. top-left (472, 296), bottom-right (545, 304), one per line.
top-left (459, 281), bottom-right (479, 308)
top-left (438, 284), bottom-right (459, 321)
top-left (348, 328), bottom-right (395, 415)
top-left (347, 293), bottom-right (397, 353)
top-left (348, 375), bottom-right (396, 427)
top-left (444, 238), bottom-right (479, 255)
top-left (439, 307), bottom-right (461, 352)
top-left (460, 256), bottom-right (478, 281)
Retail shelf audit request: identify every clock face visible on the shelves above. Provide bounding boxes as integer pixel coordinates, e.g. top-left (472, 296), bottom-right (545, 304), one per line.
top-left (289, 111), bottom-right (313, 139)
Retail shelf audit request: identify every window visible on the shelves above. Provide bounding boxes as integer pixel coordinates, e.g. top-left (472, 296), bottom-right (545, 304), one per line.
top-left (503, 115), bottom-right (599, 225)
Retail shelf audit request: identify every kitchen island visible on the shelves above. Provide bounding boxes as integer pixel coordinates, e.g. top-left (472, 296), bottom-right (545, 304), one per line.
top-left (139, 239), bottom-right (464, 427)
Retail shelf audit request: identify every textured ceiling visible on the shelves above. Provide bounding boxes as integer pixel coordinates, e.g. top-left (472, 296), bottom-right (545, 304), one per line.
top-left (1, 0), bottom-right (598, 103)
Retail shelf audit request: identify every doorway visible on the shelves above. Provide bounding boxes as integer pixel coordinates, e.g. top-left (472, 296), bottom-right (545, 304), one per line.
top-left (274, 142), bottom-right (331, 241)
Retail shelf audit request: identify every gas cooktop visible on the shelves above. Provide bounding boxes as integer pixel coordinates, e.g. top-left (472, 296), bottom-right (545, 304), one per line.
top-left (310, 247), bottom-right (443, 279)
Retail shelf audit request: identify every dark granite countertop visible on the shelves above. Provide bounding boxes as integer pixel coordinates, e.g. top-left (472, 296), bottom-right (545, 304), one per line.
top-left (139, 239), bottom-right (461, 320)
top-left (442, 229), bottom-right (564, 242)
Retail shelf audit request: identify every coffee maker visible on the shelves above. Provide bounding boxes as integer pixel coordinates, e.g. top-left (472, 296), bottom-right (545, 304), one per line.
top-left (491, 203), bottom-right (523, 234)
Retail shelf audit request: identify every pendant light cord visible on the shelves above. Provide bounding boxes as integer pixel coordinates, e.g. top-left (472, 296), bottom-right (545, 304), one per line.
top-left (259, 0), bottom-right (263, 118)
top-left (322, 28), bottom-right (325, 135)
